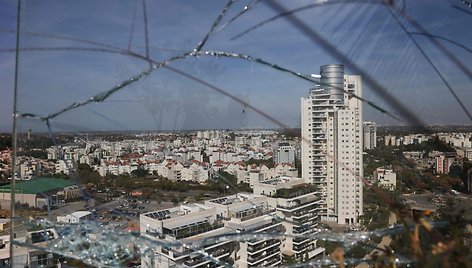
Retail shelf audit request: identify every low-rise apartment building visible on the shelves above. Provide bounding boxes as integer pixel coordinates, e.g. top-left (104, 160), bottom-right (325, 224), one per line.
top-left (140, 193), bottom-right (283, 268)
top-left (140, 182), bottom-right (325, 267)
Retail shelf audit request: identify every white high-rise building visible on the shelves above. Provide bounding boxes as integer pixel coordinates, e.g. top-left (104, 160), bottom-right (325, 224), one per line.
top-left (363, 121), bottom-right (377, 150)
top-left (301, 64), bottom-right (363, 225)
top-left (275, 142), bottom-right (295, 164)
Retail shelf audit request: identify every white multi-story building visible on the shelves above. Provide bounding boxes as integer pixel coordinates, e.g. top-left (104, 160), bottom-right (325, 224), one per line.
top-left (0, 229), bottom-right (59, 267)
top-left (56, 211), bottom-right (92, 223)
top-left (253, 177), bottom-right (325, 261)
top-left (373, 168), bottom-right (396, 191)
top-left (457, 147), bottom-right (472, 159)
top-left (140, 193), bottom-right (283, 268)
top-left (384, 135), bottom-right (396, 146)
top-left (250, 136), bottom-right (263, 149)
top-left (363, 121), bottom-right (377, 150)
top-left (19, 161), bottom-right (38, 180)
top-left (301, 64), bottom-right (363, 225)
top-left (276, 142), bottom-right (295, 165)
top-left (55, 159), bottom-right (73, 174)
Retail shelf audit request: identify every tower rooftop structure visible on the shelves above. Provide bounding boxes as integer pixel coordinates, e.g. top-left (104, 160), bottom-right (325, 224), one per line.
top-left (320, 64), bottom-right (345, 102)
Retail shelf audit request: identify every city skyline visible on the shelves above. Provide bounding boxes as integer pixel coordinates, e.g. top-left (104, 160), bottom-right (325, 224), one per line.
top-left (1, 0), bottom-right (472, 133)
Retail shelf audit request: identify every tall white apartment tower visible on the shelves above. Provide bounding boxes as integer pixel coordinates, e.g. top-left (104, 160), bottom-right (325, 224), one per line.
top-left (301, 64), bottom-right (363, 225)
top-left (363, 121), bottom-right (377, 150)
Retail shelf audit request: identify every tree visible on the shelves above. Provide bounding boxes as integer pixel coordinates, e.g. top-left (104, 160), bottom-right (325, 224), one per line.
top-left (244, 158), bottom-right (275, 169)
top-left (295, 158), bottom-right (302, 177)
top-left (131, 168), bottom-right (148, 178)
top-left (212, 171), bottom-right (252, 192)
top-left (202, 150), bottom-right (210, 163)
top-left (116, 174), bottom-right (133, 195)
top-left (282, 254), bottom-right (296, 265)
top-left (18, 149), bottom-right (47, 159)
top-left (76, 163), bottom-right (100, 185)
top-left (449, 164), bottom-right (462, 179)
top-left (280, 128), bottom-right (301, 138)
top-left (216, 171), bottom-right (237, 185)
top-left (171, 197), bottom-right (180, 205)
top-left (0, 135), bottom-right (12, 150)
top-left (227, 132), bottom-right (236, 141)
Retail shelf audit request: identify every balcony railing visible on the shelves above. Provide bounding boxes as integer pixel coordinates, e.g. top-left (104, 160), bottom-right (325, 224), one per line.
top-left (183, 244), bottom-right (234, 267)
top-left (247, 248), bottom-right (280, 264)
top-left (164, 221), bottom-right (224, 239)
top-left (247, 239), bottom-right (279, 252)
top-left (247, 241), bottom-right (281, 255)
top-left (293, 237), bottom-right (312, 245)
top-left (233, 208), bottom-right (276, 222)
top-left (293, 226), bottom-right (313, 235)
top-left (274, 184), bottom-right (319, 199)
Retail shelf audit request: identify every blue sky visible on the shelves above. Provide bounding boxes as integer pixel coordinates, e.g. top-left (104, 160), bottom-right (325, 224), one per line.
top-left (1, 0), bottom-right (471, 133)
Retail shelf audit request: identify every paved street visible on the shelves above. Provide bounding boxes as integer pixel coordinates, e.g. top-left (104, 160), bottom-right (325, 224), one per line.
top-left (50, 201), bottom-right (86, 219)
top-left (403, 193), bottom-right (437, 212)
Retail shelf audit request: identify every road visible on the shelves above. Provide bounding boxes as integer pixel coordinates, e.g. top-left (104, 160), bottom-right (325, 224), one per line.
top-left (96, 198), bottom-right (121, 209)
top-left (403, 193), bottom-right (437, 212)
top-left (50, 201), bottom-right (86, 219)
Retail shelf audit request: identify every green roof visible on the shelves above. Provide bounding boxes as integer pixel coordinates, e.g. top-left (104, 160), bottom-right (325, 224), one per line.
top-left (0, 178), bottom-right (75, 194)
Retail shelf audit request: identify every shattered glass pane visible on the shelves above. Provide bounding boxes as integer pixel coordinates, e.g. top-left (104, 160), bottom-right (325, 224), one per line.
top-left (0, 0), bottom-right (471, 267)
